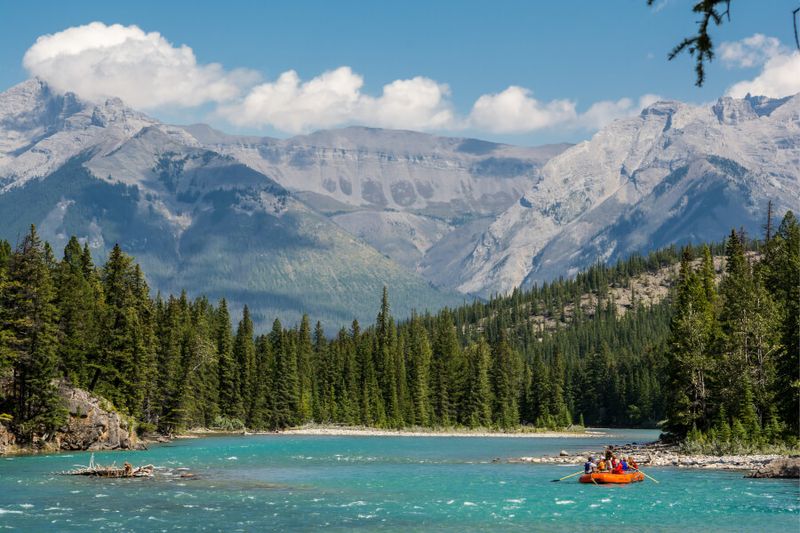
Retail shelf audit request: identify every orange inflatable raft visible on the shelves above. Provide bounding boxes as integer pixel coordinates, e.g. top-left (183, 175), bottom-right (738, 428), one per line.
top-left (579, 471), bottom-right (645, 484)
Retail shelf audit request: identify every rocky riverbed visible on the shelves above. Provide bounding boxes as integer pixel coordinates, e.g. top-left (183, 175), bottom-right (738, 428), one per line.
top-left (507, 442), bottom-right (800, 477)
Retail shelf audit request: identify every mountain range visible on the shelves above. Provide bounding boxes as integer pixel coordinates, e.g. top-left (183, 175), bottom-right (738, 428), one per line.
top-left (1, 78), bottom-right (797, 327)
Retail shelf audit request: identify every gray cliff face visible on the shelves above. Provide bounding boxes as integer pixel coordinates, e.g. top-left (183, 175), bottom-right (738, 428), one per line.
top-left (56, 385), bottom-right (139, 451)
top-left (458, 94), bottom-right (800, 296)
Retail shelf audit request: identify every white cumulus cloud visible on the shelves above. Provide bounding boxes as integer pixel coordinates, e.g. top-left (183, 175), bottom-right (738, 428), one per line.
top-left (578, 94), bottom-right (662, 130)
top-left (719, 33), bottom-right (783, 68)
top-left (21, 22), bottom-right (666, 136)
top-left (720, 34), bottom-right (800, 98)
top-left (23, 22), bottom-right (257, 109)
top-left (468, 86), bottom-right (660, 133)
top-left (468, 86), bottom-right (577, 133)
top-left (727, 52), bottom-right (800, 99)
top-left (218, 67), bottom-right (454, 133)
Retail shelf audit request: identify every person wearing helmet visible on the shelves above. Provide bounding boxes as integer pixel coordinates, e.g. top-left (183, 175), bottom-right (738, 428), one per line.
top-left (584, 456), bottom-right (597, 474)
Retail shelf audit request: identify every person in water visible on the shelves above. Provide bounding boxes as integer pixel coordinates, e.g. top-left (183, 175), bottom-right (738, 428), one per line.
top-left (584, 456), bottom-right (597, 474)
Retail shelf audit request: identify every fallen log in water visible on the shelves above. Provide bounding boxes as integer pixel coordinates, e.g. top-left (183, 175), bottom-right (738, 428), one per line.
top-left (60, 453), bottom-right (154, 478)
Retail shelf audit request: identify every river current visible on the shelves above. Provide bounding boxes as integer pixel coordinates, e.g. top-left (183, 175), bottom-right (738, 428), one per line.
top-left (0, 429), bottom-right (797, 531)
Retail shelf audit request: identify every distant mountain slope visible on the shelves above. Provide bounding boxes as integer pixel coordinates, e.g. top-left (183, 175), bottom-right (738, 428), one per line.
top-left (181, 124), bottom-right (570, 276)
top-left (458, 94), bottom-right (800, 296)
top-left (0, 79), bottom-right (463, 328)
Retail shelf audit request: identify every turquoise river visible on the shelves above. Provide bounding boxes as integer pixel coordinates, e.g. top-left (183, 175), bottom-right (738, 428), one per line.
top-left (0, 429), bottom-right (798, 532)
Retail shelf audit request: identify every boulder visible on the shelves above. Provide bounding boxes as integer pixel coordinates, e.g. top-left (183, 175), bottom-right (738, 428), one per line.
top-left (0, 423), bottom-right (15, 454)
top-left (55, 385), bottom-right (139, 451)
top-left (559, 450), bottom-right (569, 456)
top-left (746, 457), bottom-right (800, 479)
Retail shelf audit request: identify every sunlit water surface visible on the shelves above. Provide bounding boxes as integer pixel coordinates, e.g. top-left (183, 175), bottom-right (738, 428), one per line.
top-left (1, 429), bottom-right (798, 531)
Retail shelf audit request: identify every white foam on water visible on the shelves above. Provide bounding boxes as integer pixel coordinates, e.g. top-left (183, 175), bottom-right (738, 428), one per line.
top-left (590, 504), bottom-right (600, 508)
top-left (226, 456), bottom-right (238, 461)
top-left (95, 494), bottom-right (109, 498)
top-left (463, 502), bottom-right (477, 507)
top-left (340, 501), bottom-right (367, 508)
top-left (555, 500), bottom-right (575, 505)
top-left (45, 507), bottom-right (72, 511)
top-left (202, 507), bottom-right (221, 512)
top-left (505, 499), bottom-right (524, 503)
top-left (0, 510), bottom-right (23, 515)
top-left (357, 514), bottom-right (376, 519)
top-left (18, 504), bottom-right (33, 509)
top-left (600, 498), bottom-right (611, 503)
top-left (446, 500), bottom-right (455, 505)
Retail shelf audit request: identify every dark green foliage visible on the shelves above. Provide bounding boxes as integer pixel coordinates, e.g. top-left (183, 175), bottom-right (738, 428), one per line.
top-left (663, 213), bottom-right (798, 448)
top-left (1, 214), bottom-right (794, 442)
top-left (0, 226), bottom-right (66, 440)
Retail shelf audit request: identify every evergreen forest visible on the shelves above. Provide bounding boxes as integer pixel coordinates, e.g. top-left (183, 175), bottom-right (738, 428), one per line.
top-left (0, 211), bottom-right (797, 450)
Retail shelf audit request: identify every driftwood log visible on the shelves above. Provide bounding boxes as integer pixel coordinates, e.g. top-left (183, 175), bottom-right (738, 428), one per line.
top-left (60, 453), bottom-right (154, 478)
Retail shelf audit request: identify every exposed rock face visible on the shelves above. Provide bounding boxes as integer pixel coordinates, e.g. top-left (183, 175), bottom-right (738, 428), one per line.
top-left (56, 385), bottom-right (139, 451)
top-left (0, 423), bottom-right (15, 454)
top-left (747, 457), bottom-right (800, 479)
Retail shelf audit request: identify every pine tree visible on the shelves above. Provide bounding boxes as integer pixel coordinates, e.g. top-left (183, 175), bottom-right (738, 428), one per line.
top-left (431, 310), bottom-right (461, 426)
top-left (233, 307), bottom-right (256, 423)
top-left (375, 288), bottom-right (399, 426)
top-left (54, 237), bottom-right (97, 386)
top-left (405, 313), bottom-right (431, 426)
top-left (216, 299), bottom-right (241, 420)
top-left (0, 226), bottom-right (65, 440)
top-left (270, 318), bottom-right (299, 428)
top-left (296, 315), bottom-right (314, 423)
top-left (663, 249), bottom-right (716, 438)
top-left (763, 211), bottom-right (800, 434)
top-left (461, 337), bottom-right (492, 428)
top-left (490, 333), bottom-right (520, 429)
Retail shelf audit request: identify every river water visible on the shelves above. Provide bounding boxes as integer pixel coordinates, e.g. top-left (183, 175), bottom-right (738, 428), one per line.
top-left (0, 429), bottom-right (797, 531)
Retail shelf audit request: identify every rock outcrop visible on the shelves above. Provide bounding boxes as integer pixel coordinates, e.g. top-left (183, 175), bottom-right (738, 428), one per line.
top-left (746, 456), bottom-right (800, 479)
top-left (56, 385), bottom-right (139, 451)
top-left (0, 423), bottom-right (15, 454)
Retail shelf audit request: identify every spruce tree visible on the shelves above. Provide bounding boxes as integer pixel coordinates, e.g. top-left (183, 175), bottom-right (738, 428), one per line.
top-left (233, 306), bottom-right (256, 421)
top-left (1, 226), bottom-right (65, 440)
top-left (490, 333), bottom-right (520, 429)
top-left (216, 299), bottom-right (241, 420)
top-left (270, 318), bottom-right (299, 428)
top-left (461, 338), bottom-right (492, 428)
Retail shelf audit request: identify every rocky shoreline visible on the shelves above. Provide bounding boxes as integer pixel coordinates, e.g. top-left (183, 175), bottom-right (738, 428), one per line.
top-left (507, 441), bottom-right (800, 477)
top-left (0, 384), bottom-right (145, 456)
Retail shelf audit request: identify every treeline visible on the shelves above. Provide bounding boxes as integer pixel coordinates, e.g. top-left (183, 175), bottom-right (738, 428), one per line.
top-left (0, 212), bottom-right (795, 443)
top-left (664, 211), bottom-right (799, 450)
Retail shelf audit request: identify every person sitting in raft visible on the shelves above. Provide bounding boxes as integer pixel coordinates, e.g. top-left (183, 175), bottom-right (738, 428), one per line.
top-left (611, 460), bottom-right (624, 475)
top-left (597, 458), bottom-right (607, 472)
top-left (620, 457), bottom-right (629, 471)
top-left (584, 456), bottom-right (597, 474)
top-left (610, 455), bottom-right (618, 470)
top-left (628, 456), bottom-right (638, 470)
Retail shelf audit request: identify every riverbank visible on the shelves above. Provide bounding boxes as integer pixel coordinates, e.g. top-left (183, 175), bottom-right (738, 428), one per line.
top-left (508, 441), bottom-right (800, 475)
top-left (276, 424), bottom-right (595, 438)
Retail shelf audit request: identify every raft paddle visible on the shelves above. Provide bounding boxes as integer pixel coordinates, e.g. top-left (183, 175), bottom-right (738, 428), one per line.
top-left (637, 469), bottom-right (660, 484)
top-left (551, 470), bottom-right (584, 482)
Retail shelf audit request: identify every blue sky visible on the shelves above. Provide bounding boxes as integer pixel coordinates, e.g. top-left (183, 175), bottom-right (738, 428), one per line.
top-left (1, 0), bottom-right (798, 144)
